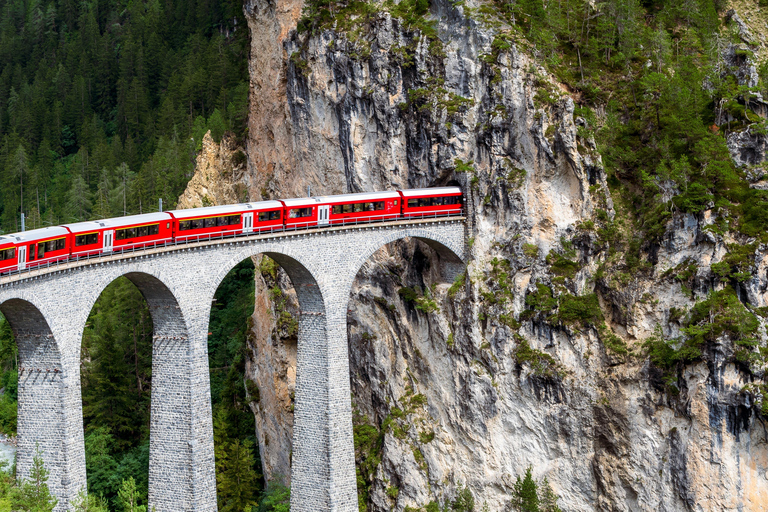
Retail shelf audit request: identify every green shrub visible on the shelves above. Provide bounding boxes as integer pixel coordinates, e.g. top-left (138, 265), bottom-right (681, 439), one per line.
top-left (514, 339), bottom-right (563, 378)
top-left (523, 243), bottom-right (539, 259)
top-left (556, 293), bottom-right (603, 327)
top-left (448, 273), bottom-right (466, 297)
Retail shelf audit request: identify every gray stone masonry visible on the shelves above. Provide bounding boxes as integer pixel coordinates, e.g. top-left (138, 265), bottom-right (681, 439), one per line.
top-left (0, 218), bottom-right (466, 511)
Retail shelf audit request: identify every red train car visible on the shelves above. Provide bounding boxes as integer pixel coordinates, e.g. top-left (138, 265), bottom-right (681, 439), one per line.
top-left (318, 191), bottom-right (401, 226)
top-left (168, 201), bottom-right (284, 241)
top-left (399, 187), bottom-right (463, 218)
top-left (280, 197), bottom-right (320, 229)
top-left (64, 213), bottom-right (174, 256)
top-left (4, 227), bottom-right (72, 270)
top-left (0, 236), bottom-right (18, 273)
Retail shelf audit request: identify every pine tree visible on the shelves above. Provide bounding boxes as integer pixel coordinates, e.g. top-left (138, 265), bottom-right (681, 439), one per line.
top-left (512, 467), bottom-right (539, 512)
top-left (65, 174), bottom-right (92, 222)
top-left (11, 447), bottom-right (58, 512)
top-left (117, 476), bottom-right (147, 512)
top-left (71, 488), bottom-right (109, 512)
top-left (216, 439), bottom-right (260, 512)
top-left (539, 478), bottom-right (561, 512)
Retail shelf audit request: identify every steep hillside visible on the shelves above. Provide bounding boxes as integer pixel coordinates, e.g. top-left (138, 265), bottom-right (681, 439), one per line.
top-left (229, 0), bottom-right (768, 509)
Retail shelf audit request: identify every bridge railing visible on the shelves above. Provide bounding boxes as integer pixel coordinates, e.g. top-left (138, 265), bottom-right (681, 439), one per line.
top-left (0, 210), bottom-right (465, 281)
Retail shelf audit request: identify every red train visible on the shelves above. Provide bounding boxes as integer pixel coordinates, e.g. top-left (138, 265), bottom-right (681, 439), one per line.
top-left (0, 187), bottom-right (462, 274)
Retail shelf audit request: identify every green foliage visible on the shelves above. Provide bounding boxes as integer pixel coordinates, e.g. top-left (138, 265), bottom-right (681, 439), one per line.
top-left (82, 278), bottom-right (153, 452)
top-left (0, 0), bottom-right (249, 233)
top-left (257, 482), bottom-right (290, 512)
top-left (598, 324), bottom-right (628, 356)
top-left (0, 315), bottom-right (17, 436)
top-left (399, 286), bottom-right (439, 313)
top-left (450, 483), bottom-right (475, 511)
top-left (216, 438), bottom-right (261, 512)
top-left (70, 488), bottom-right (110, 511)
top-left (448, 272), bottom-right (466, 297)
top-left (646, 288), bottom-right (762, 384)
top-left (116, 477), bottom-right (146, 512)
top-left (512, 467), bottom-right (538, 512)
top-left (556, 293), bottom-right (603, 327)
top-left (514, 339), bottom-right (563, 378)
top-left (546, 252), bottom-right (579, 279)
top-left (208, 260), bottom-right (263, 507)
top-left (510, 467), bottom-right (562, 512)
top-left (524, 284), bottom-right (557, 317)
top-left (11, 447), bottom-right (57, 511)
top-left (454, 159), bottom-right (475, 173)
top-left (353, 416), bottom-right (383, 512)
top-left (522, 244), bottom-right (539, 259)
top-left (481, 0), bottom-right (768, 242)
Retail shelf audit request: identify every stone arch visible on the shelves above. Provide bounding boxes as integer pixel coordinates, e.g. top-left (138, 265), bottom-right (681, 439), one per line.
top-left (79, 269), bottom-right (200, 512)
top-left (0, 297), bottom-right (74, 510)
top-left (345, 226), bottom-right (466, 300)
top-left (209, 245), bottom-right (358, 511)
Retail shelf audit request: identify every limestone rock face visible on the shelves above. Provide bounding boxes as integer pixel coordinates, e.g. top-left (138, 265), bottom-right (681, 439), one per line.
top-left (231, 0), bottom-right (768, 509)
top-left (176, 131), bottom-right (247, 209)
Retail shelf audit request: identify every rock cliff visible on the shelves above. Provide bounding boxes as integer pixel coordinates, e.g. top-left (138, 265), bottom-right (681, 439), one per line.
top-left (180, 0), bottom-right (768, 509)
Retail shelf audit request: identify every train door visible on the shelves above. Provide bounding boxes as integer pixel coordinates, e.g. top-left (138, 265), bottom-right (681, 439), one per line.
top-left (318, 205), bottom-right (330, 226)
top-left (17, 246), bottom-right (26, 270)
top-left (103, 230), bottom-right (114, 253)
top-left (243, 212), bottom-right (254, 233)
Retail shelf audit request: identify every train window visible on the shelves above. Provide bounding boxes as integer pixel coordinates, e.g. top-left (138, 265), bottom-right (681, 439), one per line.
top-left (137, 226), bottom-right (148, 237)
top-left (394, 200), bottom-right (398, 205)
top-left (353, 203), bottom-right (364, 212)
top-left (228, 215), bottom-right (241, 224)
top-left (342, 204), bottom-right (354, 214)
top-left (166, 222), bottom-right (170, 229)
top-left (374, 201), bottom-right (384, 210)
top-left (191, 219), bottom-right (203, 230)
top-left (258, 210), bottom-right (281, 222)
top-left (0, 248), bottom-right (15, 261)
top-left (76, 233), bottom-right (99, 246)
top-left (37, 244), bottom-right (45, 259)
top-left (149, 224), bottom-right (159, 236)
top-left (289, 208), bottom-right (313, 218)
top-left (408, 199), bottom-right (418, 208)
top-left (179, 220), bottom-right (191, 231)
top-left (204, 217), bottom-right (217, 228)
top-left (332, 205), bottom-right (342, 215)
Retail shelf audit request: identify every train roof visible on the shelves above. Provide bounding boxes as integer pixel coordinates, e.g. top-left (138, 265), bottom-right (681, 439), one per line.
top-left (3, 226), bottom-right (70, 242)
top-left (313, 191), bottom-right (401, 204)
top-left (79, 212), bottom-right (173, 231)
top-left (282, 191), bottom-right (400, 207)
top-left (399, 187), bottom-right (462, 197)
top-left (0, 236), bottom-right (17, 247)
top-left (168, 201), bottom-right (283, 219)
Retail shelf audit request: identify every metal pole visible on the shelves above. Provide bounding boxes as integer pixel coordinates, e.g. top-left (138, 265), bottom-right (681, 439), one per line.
top-left (20, 213), bottom-right (25, 232)
top-left (159, 198), bottom-right (163, 212)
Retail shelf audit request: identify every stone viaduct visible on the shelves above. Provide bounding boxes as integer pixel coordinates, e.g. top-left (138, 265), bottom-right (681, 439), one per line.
top-left (0, 217), bottom-right (466, 511)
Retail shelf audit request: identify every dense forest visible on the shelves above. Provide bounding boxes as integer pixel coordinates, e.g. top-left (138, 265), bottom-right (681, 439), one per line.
top-left (0, 0), bottom-right (250, 234)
